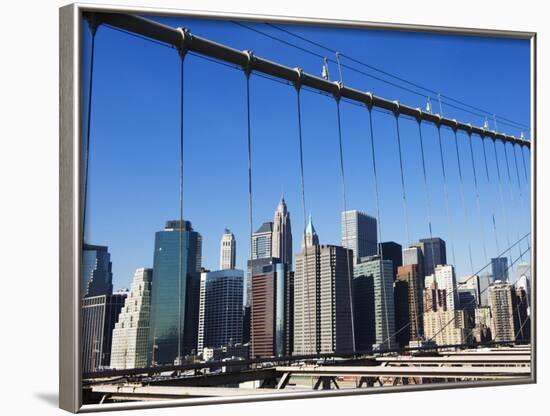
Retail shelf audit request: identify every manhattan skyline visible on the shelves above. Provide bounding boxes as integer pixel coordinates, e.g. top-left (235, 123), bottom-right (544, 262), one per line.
top-left (81, 14), bottom-right (531, 290)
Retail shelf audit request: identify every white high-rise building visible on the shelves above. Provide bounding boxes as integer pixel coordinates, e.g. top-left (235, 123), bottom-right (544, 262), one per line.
top-left (425, 264), bottom-right (458, 311)
top-left (110, 268), bottom-right (153, 369)
top-left (219, 229), bottom-right (236, 270)
top-left (271, 196), bottom-right (293, 267)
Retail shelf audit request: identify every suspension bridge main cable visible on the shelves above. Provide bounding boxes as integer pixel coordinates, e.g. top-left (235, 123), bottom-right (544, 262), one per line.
top-left (261, 22), bottom-right (530, 132)
top-left (91, 12), bottom-right (529, 150)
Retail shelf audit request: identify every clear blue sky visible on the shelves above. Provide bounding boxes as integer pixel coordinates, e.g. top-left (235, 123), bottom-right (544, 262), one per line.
top-left (82, 14), bottom-right (531, 289)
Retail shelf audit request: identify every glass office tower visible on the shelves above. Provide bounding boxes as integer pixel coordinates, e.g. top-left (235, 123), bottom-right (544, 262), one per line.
top-left (82, 244), bottom-right (113, 297)
top-left (147, 220), bottom-right (202, 366)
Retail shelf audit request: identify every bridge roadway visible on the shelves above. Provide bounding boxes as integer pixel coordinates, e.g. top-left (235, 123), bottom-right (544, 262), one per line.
top-left (85, 347), bottom-right (531, 403)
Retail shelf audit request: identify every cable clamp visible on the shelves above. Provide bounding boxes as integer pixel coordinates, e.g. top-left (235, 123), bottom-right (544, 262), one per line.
top-left (365, 92), bottom-right (374, 110)
top-left (393, 100), bottom-right (400, 118)
top-left (334, 81), bottom-right (344, 102)
top-left (86, 12), bottom-right (99, 36)
top-left (176, 27), bottom-right (191, 59)
top-left (294, 67), bottom-right (304, 91)
top-left (243, 50), bottom-right (255, 78)
top-left (415, 107), bottom-right (423, 123)
top-left (466, 122), bottom-right (474, 136)
top-left (449, 118), bottom-right (458, 131)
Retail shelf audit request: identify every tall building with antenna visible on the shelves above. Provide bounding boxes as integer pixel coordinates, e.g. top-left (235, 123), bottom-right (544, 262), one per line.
top-left (294, 216), bottom-right (355, 355)
top-left (271, 196), bottom-right (293, 268)
top-left (219, 229), bottom-right (236, 270)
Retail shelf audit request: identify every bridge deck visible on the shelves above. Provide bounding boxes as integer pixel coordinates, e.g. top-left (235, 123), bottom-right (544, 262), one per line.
top-left (275, 365), bottom-right (530, 378)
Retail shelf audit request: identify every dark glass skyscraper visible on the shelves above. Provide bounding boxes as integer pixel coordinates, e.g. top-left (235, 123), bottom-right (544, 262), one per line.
top-left (197, 269), bottom-right (244, 353)
top-left (82, 244), bottom-right (113, 297)
top-left (147, 220), bottom-right (202, 365)
top-left (491, 257), bottom-right (509, 282)
top-left (416, 237), bottom-right (447, 277)
top-left (81, 294), bottom-right (126, 373)
top-left (379, 241), bottom-right (403, 280)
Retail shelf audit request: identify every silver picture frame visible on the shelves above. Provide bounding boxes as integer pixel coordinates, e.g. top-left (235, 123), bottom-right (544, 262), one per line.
top-left (59, 2), bottom-right (537, 412)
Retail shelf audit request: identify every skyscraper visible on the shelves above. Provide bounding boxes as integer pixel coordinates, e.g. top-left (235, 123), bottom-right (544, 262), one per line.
top-left (82, 293), bottom-right (126, 373)
top-left (425, 265), bottom-right (459, 311)
top-left (488, 282), bottom-right (515, 342)
top-left (147, 220), bottom-right (202, 366)
top-left (513, 287), bottom-right (530, 343)
top-left (219, 229), bottom-right (236, 270)
top-left (197, 269), bottom-right (244, 355)
top-left (301, 214), bottom-right (319, 249)
top-left (423, 308), bottom-right (466, 346)
top-left (422, 267), bottom-right (466, 346)
top-left (341, 210), bottom-right (377, 264)
top-left (82, 244), bottom-right (113, 298)
top-left (271, 196), bottom-right (293, 267)
top-left (249, 257), bottom-right (292, 357)
top-left (403, 245), bottom-right (424, 278)
top-left (379, 241), bottom-right (403, 280)
top-left (294, 217), bottom-right (355, 355)
top-left (110, 268), bottom-right (153, 369)
top-left (353, 255), bottom-right (396, 350)
top-left (515, 262), bottom-right (531, 315)
top-left (415, 237), bottom-right (447, 277)
top-left (491, 257), bottom-right (509, 282)
top-left (252, 222), bottom-right (273, 260)
top-left (395, 264), bottom-right (423, 346)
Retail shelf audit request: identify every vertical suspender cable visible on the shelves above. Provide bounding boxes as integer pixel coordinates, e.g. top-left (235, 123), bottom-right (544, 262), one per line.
top-left (416, 118), bottom-right (441, 338)
top-left (82, 17), bottom-right (98, 245)
top-left (243, 52), bottom-right (255, 352)
top-left (512, 144), bottom-right (530, 252)
top-left (176, 29), bottom-right (188, 364)
top-left (480, 137), bottom-right (500, 256)
top-left (436, 127), bottom-right (457, 267)
top-left (503, 142), bottom-right (523, 265)
top-left (492, 139), bottom-right (514, 280)
top-left (452, 128), bottom-right (474, 275)
top-left (467, 133), bottom-right (488, 265)
top-left (520, 145), bottom-right (531, 253)
top-left (393, 109), bottom-right (411, 248)
top-left (293, 69), bottom-right (313, 354)
top-left (520, 144), bottom-right (530, 183)
top-left (335, 90), bottom-right (356, 351)
top-left (366, 103), bottom-right (392, 350)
